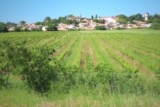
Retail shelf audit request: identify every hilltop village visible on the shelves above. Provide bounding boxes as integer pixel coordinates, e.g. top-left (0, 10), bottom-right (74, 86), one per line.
top-left (1, 13), bottom-right (160, 32)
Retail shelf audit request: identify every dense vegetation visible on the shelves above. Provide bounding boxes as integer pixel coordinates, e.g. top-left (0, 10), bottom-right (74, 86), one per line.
top-left (95, 25), bottom-right (106, 30)
top-left (0, 30), bottom-right (160, 107)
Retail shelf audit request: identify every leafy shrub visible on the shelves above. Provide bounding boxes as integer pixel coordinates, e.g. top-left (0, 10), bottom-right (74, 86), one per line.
top-left (22, 48), bottom-right (56, 93)
top-left (150, 23), bottom-right (160, 30)
top-left (0, 22), bottom-right (8, 32)
top-left (0, 41), bottom-right (56, 93)
top-left (95, 26), bottom-right (106, 30)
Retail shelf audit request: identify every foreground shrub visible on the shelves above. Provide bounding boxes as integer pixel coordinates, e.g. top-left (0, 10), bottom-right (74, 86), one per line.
top-left (22, 48), bottom-right (56, 93)
top-left (0, 41), bottom-right (56, 93)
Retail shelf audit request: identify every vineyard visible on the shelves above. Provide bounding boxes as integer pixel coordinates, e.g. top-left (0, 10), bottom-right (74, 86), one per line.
top-left (0, 30), bottom-right (160, 107)
top-left (1, 30), bottom-right (160, 74)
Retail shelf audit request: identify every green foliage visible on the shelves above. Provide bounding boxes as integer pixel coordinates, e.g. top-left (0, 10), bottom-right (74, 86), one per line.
top-left (47, 23), bottom-right (58, 31)
top-left (44, 17), bottom-right (51, 24)
top-left (0, 41), bottom-right (31, 88)
top-left (0, 41), bottom-right (57, 93)
top-left (150, 23), bottom-right (160, 30)
top-left (117, 14), bottom-right (128, 24)
top-left (23, 48), bottom-right (56, 93)
top-left (49, 63), bottom-right (160, 95)
top-left (0, 22), bottom-right (8, 32)
top-left (95, 25), bottom-right (106, 30)
top-left (20, 21), bottom-right (26, 25)
top-left (128, 13), bottom-right (143, 22)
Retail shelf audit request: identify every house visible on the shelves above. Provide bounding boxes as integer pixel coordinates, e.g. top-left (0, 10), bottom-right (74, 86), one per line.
top-left (143, 23), bottom-right (152, 28)
top-left (8, 27), bottom-right (15, 31)
top-left (100, 16), bottom-right (118, 24)
top-left (57, 23), bottom-right (68, 31)
top-left (28, 24), bottom-right (42, 31)
top-left (67, 24), bottom-right (76, 30)
top-left (42, 26), bottom-right (48, 31)
top-left (68, 16), bottom-right (81, 22)
top-left (89, 21), bottom-right (97, 29)
top-left (127, 24), bottom-right (138, 29)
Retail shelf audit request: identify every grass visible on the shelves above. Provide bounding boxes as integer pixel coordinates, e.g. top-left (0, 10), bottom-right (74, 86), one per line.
top-left (0, 75), bottom-right (45, 107)
top-left (1, 82), bottom-right (160, 107)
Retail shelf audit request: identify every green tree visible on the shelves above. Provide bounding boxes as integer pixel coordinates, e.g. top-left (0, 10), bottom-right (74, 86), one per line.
top-left (117, 14), bottom-right (128, 24)
top-left (47, 23), bottom-right (57, 31)
top-left (58, 17), bottom-right (67, 23)
top-left (135, 13), bottom-right (143, 21)
top-left (6, 22), bottom-right (17, 27)
top-left (44, 16), bottom-right (51, 24)
top-left (20, 21), bottom-right (26, 25)
top-left (91, 15), bottom-right (94, 20)
top-left (0, 41), bottom-right (57, 93)
top-left (95, 25), bottom-right (106, 30)
top-left (95, 14), bottom-right (98, 19)
top-left (35, 21), bottom-right (44, 25)
top-left (14, 27), bottom-right (21, 32)
top-left (0, 22), bottom-right (8, 32)
top-left (150, 23), bottom-right (160, 30)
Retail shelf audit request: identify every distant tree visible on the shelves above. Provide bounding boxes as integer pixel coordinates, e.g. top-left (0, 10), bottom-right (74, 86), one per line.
top-left (117, 14), bottom-right (128, 24)
top-left (98, 19), bottom-right (105, 24)
top-left (93, 19), bottom-right (99, 23)
top-left (95, 25), bottom-right (106, 30)
top-left (51, 19), bottom-right (59, 25)
top-left (117, 14), bottom-right (128, 20)
top-left (146, 14), bottom-right (160, 23)
top-left (0, 22), bottom-right (8, 32)
top-left (14, 27), bottom-right (21, 32)
top-left (150, 23), bottom-right (160, 30)
top-left (153, 13), bottom-right (160, 19)
top-left (95, 14), bottom-right (98, 19)
top-left (58, 17), bottom-right (67, 23)
top-left (6, 22), bottom-right (17, 27)
top-left (20, 21), bottom-right (26, 25)
top-left (91, 15), bottom-right (94, 20)
top-left (44, 16), bottom-right (51, 24)
top-left (35, 21), bottom-right (44, 25)
top-left (152, 14), bottom-right (160, 23)
top-left (153, 18), bottom-right (160, 23)
top-left (47, 23), bottom-right (57, 31)
top-left (68, 14), bottom-right (74, 18)
top-left (134, 13), bottom-right (143, 21)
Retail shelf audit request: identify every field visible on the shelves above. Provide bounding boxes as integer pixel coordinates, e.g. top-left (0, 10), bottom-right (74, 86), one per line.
top-left (0, 29), bottom-right (160, 107)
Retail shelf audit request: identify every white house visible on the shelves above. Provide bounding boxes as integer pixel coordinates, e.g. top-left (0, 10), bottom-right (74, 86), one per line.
top-left (67, 24), bottom-right (76, 30)
top-left (42, 26), bottom-right (48, 31)
top-left (57, 23), bottom-right (68, 31)
top-left (100, 17), bottom-right (118, 24)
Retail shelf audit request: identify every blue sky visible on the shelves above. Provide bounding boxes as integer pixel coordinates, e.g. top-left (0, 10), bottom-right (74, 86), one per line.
top-left (0, 0), bottom-right (160, 23)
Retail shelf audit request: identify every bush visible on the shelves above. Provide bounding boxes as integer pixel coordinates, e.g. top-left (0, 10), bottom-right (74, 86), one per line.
top-left (150, 23), bottom-right (160, 30)
top-left (47, 24), bottom-right (58, 31)
top-left (0, 22), bottom-right (8, 32)
top-left (95, 26), bottom-right (106, 30)
top-left (14, 27), bottom-right (21, 32)
top-left (0, 41), bottom-right (56, 93)
top-left (21, 48), bottom-right (56, 93)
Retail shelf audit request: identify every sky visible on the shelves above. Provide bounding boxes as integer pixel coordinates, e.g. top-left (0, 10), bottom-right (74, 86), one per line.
top-left (0, 0), bottom-right (160, 23)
